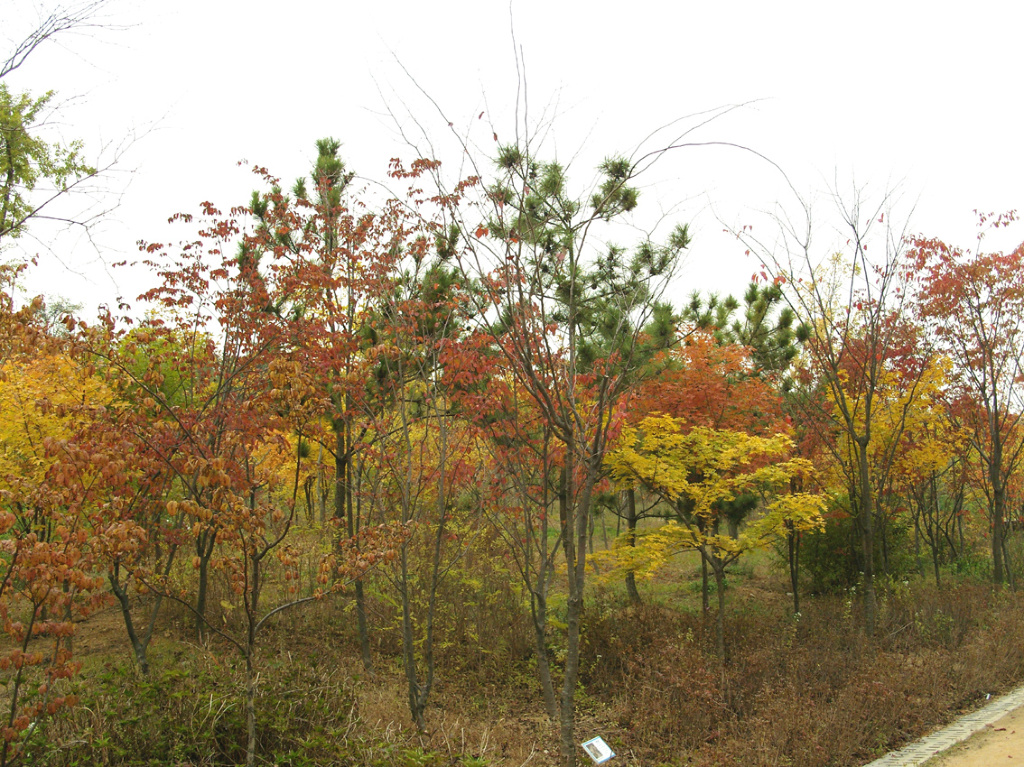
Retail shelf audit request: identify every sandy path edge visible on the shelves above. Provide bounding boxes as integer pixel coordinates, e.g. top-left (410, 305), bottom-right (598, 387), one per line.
top-left (922, 705), bottom-right (1024, 766)
top-left (863, 685), bottom-right (1024, 767)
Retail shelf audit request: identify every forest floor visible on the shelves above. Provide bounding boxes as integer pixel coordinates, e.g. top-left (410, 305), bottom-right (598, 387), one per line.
top-left (26, 542), bottom-right (1024, 767)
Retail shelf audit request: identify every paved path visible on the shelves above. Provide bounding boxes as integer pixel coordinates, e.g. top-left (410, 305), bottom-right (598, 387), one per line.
top-left (863, 685), bottom-right (1024, 766)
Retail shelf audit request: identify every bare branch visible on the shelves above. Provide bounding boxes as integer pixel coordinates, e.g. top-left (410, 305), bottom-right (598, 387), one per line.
top-left (1, 1), bottom-right (114, 80)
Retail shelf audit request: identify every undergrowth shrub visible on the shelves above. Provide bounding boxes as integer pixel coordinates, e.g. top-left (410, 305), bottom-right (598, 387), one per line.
top-left (35, 649), bottom-right (364, 767)
top-left (29, 558), bottom-right (1024, 767)
top-left (311, 527), bottom-right (532, 680)
top-left (581, 601), bottom-right (720, 757)
top-left (801, 514), bottom-right (915, 594)
top-left (581, 579), bottom-right (1024, 766)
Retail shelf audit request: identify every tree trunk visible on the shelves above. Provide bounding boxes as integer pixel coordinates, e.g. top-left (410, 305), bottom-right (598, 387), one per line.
top-left (701, 553), bottom-right (710, 615)
top-left (530, 589), bottom-right (559, 720)
top-left (558, 455), bottom-right (597, 767)
top-left (109, 568), bottom-right (149, 675)
top-left (351, 440), bottom-right (374, 675)
top-left (959, 512), bottom-right (965, 562)
top-left (787, 525), bottom-right (800, 615)
top-left (856, 439), bottom-right (877, 635)
top-left (880, 511), bottom-right (891, 578)
top-left (195, 532), bottom-right (215, 643)
top-left (1002, 534), bottom-right (1015, 589)
top-left (245, 652), bottom-right (257, 767)
top-left (317, 444), bottom-right (328, 526)
top-left (927, 478), bottom-right (942, 587)
top-left (398, 544), bottom-right (427, 731)
top-left (921, 507), bottom-right (929, 573)
top-left (992, 473), bottom-right (1006, 585)
top-left (335, 423), bottom-right (375, 674)
top-left (624, 489), bottom-right (641, 605)
top-left (712, 556), bottom-right (727, 660)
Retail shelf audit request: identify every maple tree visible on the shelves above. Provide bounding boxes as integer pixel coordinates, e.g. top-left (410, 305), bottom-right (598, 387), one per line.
top-left (909, 212), bottom-right (1024, 584)
top-left (898, 414), bottom-right (972, 587)
top-left (454, 347), bottom-right (568, 717)
top-left (240, 140), bottom-right (416, 673)
top-left (804, 319), bottom-right (947, 580)
top-left (359, 202), bottom-right (483, 731)
top-left (119, 204), bottom-right (283, 642)
top-left (62, 194), bottom-right (407, 766)
top-left (622, 330), bottom-right (792, 607)
top-left (605, 413), bottom-right (824, 656)
top-left (637, 330), bottom-right (788, 436)
top-left (236, 149), bottom-right (487, 732)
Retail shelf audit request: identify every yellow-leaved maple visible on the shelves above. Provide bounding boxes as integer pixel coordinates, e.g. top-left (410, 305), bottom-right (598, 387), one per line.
top-left (603, 413), bottom-right (825, 655)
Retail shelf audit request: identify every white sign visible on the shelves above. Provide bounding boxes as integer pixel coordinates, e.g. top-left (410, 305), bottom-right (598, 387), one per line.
top-left (581, 736), bottom-right (615, 764)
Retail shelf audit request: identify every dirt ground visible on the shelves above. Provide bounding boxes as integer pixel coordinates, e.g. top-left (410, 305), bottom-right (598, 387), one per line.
top-left (925, 705), bottom-right (1024, 766)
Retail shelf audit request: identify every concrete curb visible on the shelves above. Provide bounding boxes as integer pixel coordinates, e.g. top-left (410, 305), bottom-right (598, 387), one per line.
top-left (863, 685), bottom-right (1024, 766)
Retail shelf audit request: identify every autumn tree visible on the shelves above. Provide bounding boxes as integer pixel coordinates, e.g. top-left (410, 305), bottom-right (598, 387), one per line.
top-left (910, 212), bottom-right (1024, 584)
top-left (622, 331), bottom-right (791, 607)
top-left (638, 330), bottom-right (788, 437)
top-left (0, 311), bottom-right (106, 763)
top-left (351, 184), bottom-right (487, 730)
top-left (740, 190), bottom-right (931, 634)
top-left (897, 408), bottom-right (971, 587)
top-left (88, 196), bottom-right (408, 767)
top-left (451, 337), bottom-right (570, 718)
top-left (238, 150), bottom-right (483, 732)
top-left (74, 196), bottom-right (309, 660)
top-left (241, 140), bottom-right (398, 673)
top-left (679, 282), bottom-right (812, 603)
top-left (605, 413), bottom-right (824, 657)
top-left (416, 135), bottom-right (691, 764)
top-left (811, 326), bottom-right (949, 582)
top-left (50, 366), bottom-right (171, 676)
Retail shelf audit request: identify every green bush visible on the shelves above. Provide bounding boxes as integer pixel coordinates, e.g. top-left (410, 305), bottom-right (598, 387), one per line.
top-left (801, 513), bottom-right (915, 594)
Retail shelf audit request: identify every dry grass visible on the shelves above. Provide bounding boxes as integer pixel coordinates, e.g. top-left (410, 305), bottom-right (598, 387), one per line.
top-left (581, 578), bottom-right (1024, 766)
top-left (29, 554), bottom-right (1024, 766)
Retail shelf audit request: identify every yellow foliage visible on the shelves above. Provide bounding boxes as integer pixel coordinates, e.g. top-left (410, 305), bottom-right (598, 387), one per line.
top-left (822, 353), bottom-right (965, 496)
top-left (0, 353), bottom-right (111, 489)
top-left (599, 413), bottom-right (826, 579)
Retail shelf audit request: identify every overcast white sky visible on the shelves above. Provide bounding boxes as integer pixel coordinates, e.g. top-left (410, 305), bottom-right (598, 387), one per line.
top-left (4, 1), bottom-right (1023, 316)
